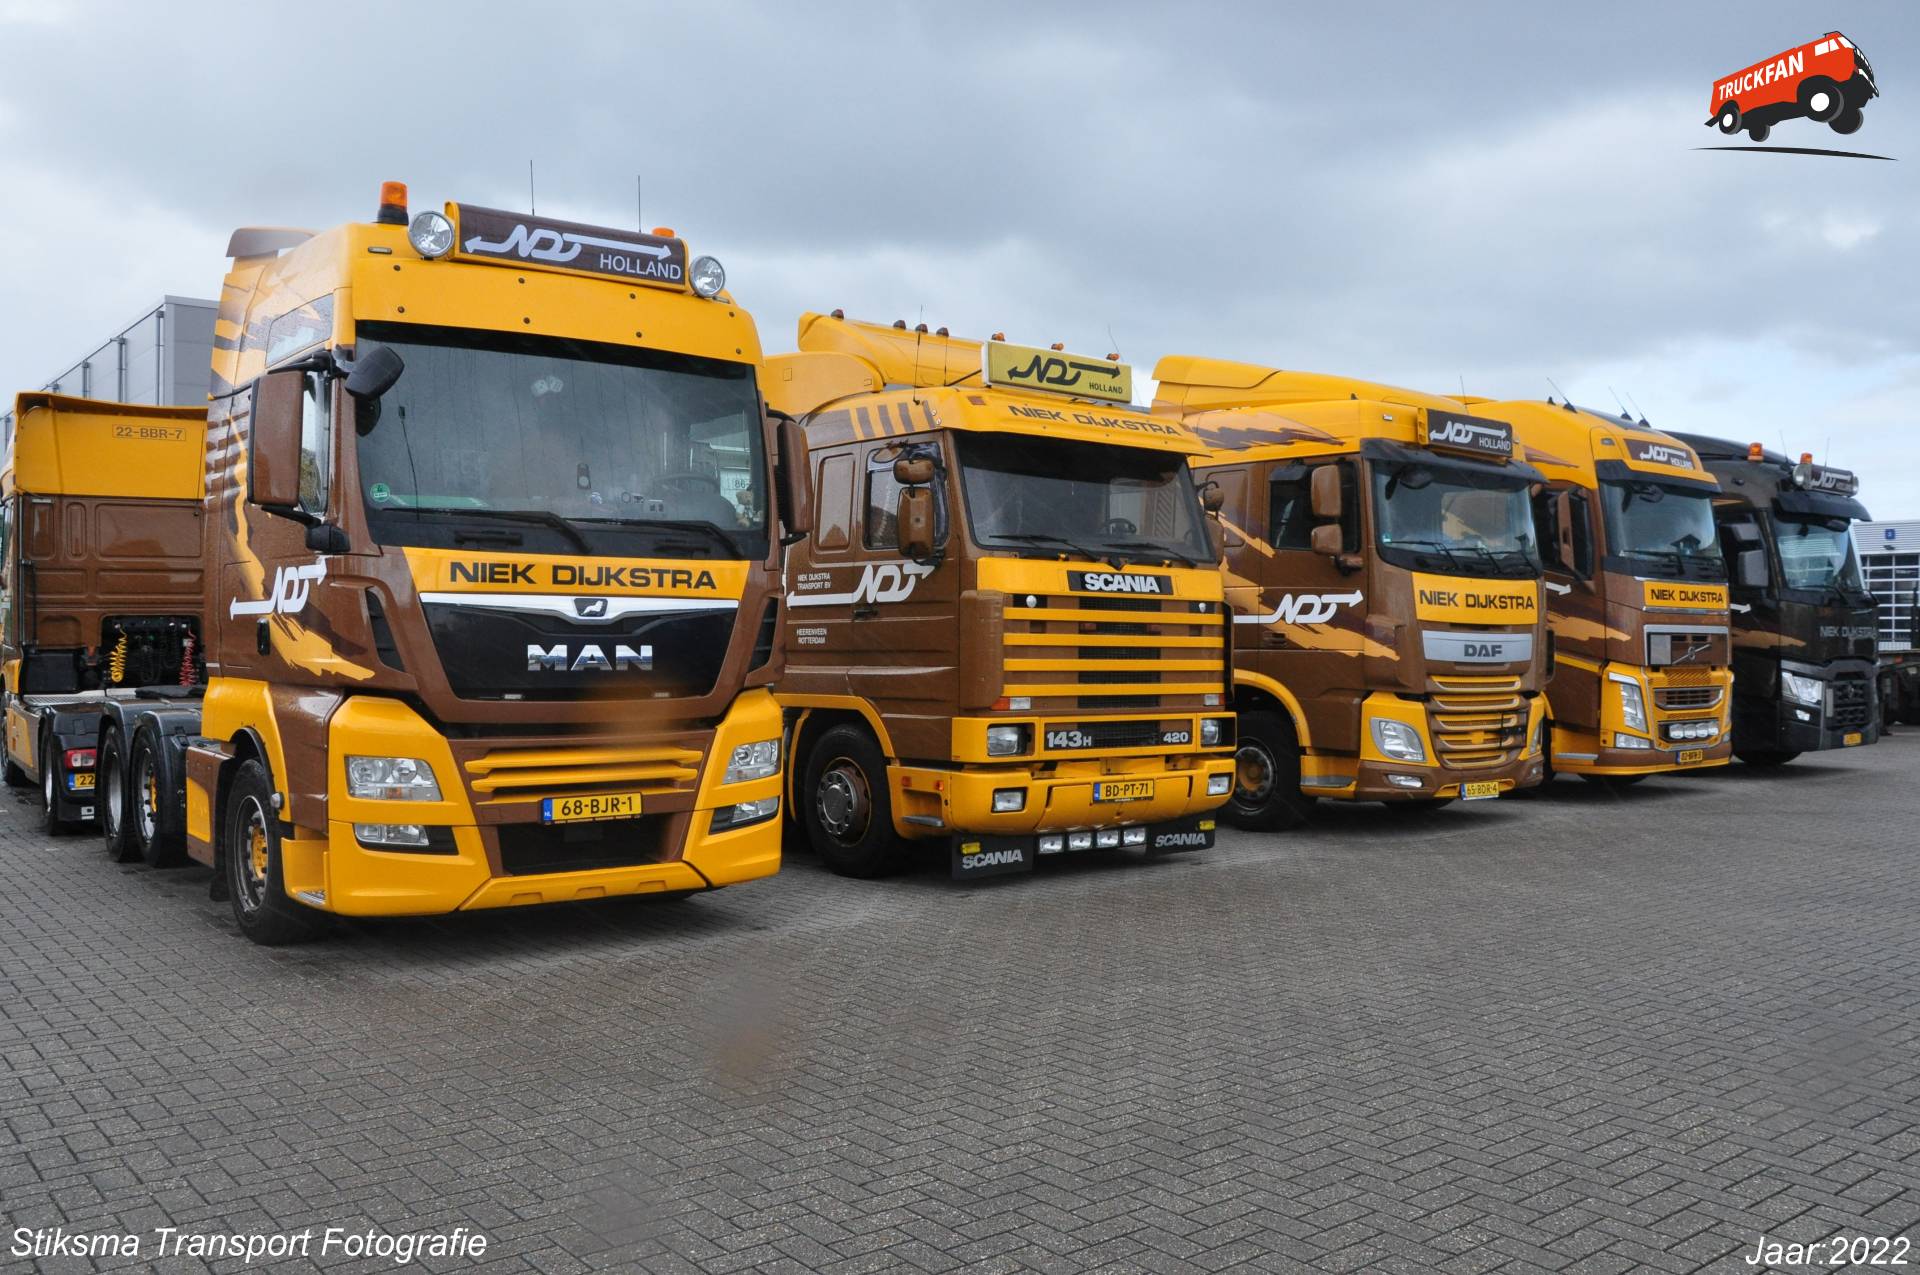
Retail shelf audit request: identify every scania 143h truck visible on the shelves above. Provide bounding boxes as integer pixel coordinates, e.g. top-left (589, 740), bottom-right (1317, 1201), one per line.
top-left (764, 313), bottom-right (1236, 878)
top-left (1670, 435), bottom-right (1878, 765)
top-left (43, 183), bottom-right (808, 943)
top-left (1465, 401), bottom-right (1733, 783)
top-left (1149, 361), bottom-right (1550, 829)
top-left (2, 395), bottom-right (209, 841)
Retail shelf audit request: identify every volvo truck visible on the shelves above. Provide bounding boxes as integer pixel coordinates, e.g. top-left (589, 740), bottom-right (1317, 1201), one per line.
top-left (1, 395), bottom-right (208, 841)
top-left (1467, 402), bottom-right (1733, 783)
top-left (1149, 361), bottom-right (1549, 828)
top-left (53, 183), bottom-right (808, 943)
top-left (1670, 435), bottom-right (1878, 764)
top-left (763, 313), bottom-right (1236, 878)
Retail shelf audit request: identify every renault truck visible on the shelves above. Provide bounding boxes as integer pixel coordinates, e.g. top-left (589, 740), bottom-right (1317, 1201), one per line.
top-left (1669, 435), bottom-right (1878, 765)
top-left (1149, 361), bottom-right (1549, 828)
top-left (1466, 402), bottom-right (1733, 783)
top-left (46, 183), bottom-right (807, 943)
top-left (763, 313), bottom-right (1236, 878)
top-left (1, 395), bottom-right (209, 842)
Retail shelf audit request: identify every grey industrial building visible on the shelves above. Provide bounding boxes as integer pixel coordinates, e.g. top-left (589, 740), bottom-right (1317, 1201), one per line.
top-left (0, 296), bottom-right (217, 442)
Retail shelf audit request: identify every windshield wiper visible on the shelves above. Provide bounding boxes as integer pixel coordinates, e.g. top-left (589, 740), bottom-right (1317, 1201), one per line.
top-left (1100, 539), bottom-right (1199, 568)
top-left (1383, 538), bottom-right (1470, 571)
top-left (444, 508), bottom-right (592, 555)
top-left (575, 516), bottom-right (746, 558)
top-left (982, 531), bottom-right (1117, 565)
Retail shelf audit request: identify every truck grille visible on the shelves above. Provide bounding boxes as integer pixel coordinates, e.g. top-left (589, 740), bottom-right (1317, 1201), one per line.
top-left (494, 817), bottom-right (671, 876)
top-left (1655, 685), bottom-right (1722, 710)
top-left (1829, 677), bottom-right (1872, 728)
top-left (459, 741), bottom-right (703, 807)
top-left (1002, 595), bottom-right (1227, 714)
top-left (1427, 676), bottom-right (1528, 771)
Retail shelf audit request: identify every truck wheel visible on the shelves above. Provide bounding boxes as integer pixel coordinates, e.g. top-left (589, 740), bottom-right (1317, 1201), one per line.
top-left (99, 729), bottom-right (141, 863)
top-left (801, 724), bottom-right (904, 878)
top-left (1225, 711), bottom-right (1313, 831)
top-left (130, 729), bottom-right (184, 868)
top-left (41, 734), bottom-right (70, 837)
top-left (1746, 121), bottom-right (1771, 143)
top-left (224, 760), bottom-right (323, 946)
top-left (1800, 77), bottom-right (1844, 121)
top-left (1736, 750), bottom-right (1800, 768)
top-left (1830, 107), bottom-right (1864, 135)
top-left (1716, 103), bottom-right (1741, 134)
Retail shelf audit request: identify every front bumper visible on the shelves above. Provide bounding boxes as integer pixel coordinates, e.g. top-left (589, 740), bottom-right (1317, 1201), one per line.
top-left (950, 814), bottom-right (1218, 879)
top-left (890, 753), bottom-right (1236, 838)
top-left (1735, 672), bottom-right (1880, 755)
top-left (1550, 663), bottom-right (1734, 776)
top-left (1310, 690), bottom-right (1548, 801)
top-left (284, 691), bottom-right (784, 917)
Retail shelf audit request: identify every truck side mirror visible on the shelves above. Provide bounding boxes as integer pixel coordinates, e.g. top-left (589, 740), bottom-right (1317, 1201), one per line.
top-left (896, 486), bottom-right (936, 560)
top-left (1310, 465), bottom-right (1343, 520)
top-left (774, 414), bottom-right (811, 543)
top-left (345, 346), bottom-right (405, 400)
top-left (1554, 493), bottom-right (1577, 562)
top-left (1310, 523), bottom-right (1343, 557)
top-left (894, 455), bottom-right (936, 485)
top-left (1734, 547), bottom-right (1769, 589)
top-left (249, 371), bottom-right (306, 510)
top-left (1198, 480), bottom-right (1226, 513)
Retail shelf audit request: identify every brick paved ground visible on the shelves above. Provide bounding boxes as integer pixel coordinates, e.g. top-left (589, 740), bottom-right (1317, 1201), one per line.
top-left (2, 734), bottom-right (1917, 1274)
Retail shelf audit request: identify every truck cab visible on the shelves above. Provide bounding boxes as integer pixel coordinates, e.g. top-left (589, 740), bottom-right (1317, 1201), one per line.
top-left (1152, 360), bottom-right (1549, 826)
top-left (766, 314), bottom-right (1235, 878)
top-left (1469, 401), bottom-right (1734, 782)
top-left (1671, 435), bottom-right (1879, 764)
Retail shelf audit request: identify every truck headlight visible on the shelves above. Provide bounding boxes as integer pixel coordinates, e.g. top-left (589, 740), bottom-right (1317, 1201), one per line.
top-left (407, 210), bottom-right (455, 258)
top-left (986, 725), bottom-right (1029, 756)
top-left (1200, 717), bottom-right (1229, 747)
top-left (991, 788), bottom-right (1025, 813)
top-left (1369, 718), bottom-right (1427, 763)
top-left (1780, 671), bottom-right (1822, 707)
top-left (345, 755), bottom-right (442, 801)
top-left (711, 796), bottom-right (779, 831)
top-left (1207, 773), bottom-right (1232, 796)
top-left (690, 255), bottom-right (726, 298)
top-left (722, 739), bottom-right (781, 784)
top-left (1610, 674), bottom-right (1648, 733)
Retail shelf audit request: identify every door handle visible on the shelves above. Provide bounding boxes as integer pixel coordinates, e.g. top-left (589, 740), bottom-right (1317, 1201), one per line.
top-left (852, 605), bottom-right (879, 621)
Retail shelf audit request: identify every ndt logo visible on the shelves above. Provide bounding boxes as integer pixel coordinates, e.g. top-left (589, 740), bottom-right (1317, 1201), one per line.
top-left (1425, 417), bottom-right (1512, 456)
top-left (465, 224), bottom-right (676, 271)
top-left (849, 562), bottom-right (936, 605)
top-left (230, 561), bottom-right (326, 619)
top-left (1263, 591), bottom-right (1364, 625)
top-left (1627, 439), bottom-right (1696, 470)
top-left (1006, 354), bottom-right (1121, 391)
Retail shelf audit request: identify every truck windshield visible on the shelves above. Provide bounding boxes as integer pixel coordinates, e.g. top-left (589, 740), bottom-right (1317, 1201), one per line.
top-left (353, 323), bottom-right (767, 558)
top-left (1371, 462), bottom-right (1539, 579)
top-left (955, 434), bottom-right (1214, 566)
top-left (1775, 516), bottom-right (1864, 592)
top-left (1601, 479), bottom-right (1723, 579)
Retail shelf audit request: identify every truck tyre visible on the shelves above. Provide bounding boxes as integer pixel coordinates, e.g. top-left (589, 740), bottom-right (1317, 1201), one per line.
top-left (40, 732), bottom-right (71, 837)
top-left (224, 760), bottom-right (323, 946)
top-left (1746, 121), bottom-right (1771, 143)
top-left (1225, 710), bottom-right (1313, 831)
top-left (1716, 103), bottom-right (1741, 134)
top-left (1830, 107), bottom-right (1864, 135)
top-left (1736, 750), bottom-right (1800, 768)
top-left (801, 724), bottom-right (904, 878)
top-left (129, 729), bottom-right (184, 868)
top-left (1800, 77), bottom-right (1844, 121)
top-left (99, 728), bottom-right (141, 863)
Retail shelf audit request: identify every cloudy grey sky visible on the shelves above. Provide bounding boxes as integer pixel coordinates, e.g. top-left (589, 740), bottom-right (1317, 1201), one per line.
top-left (2, 2), bottom-right (1915, 512)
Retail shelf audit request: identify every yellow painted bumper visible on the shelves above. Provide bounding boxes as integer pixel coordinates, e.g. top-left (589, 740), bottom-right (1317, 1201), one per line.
top-left (890, 754), bottom-right (1235, 838)
top-left (1549, 663), bottom-right (1734, 777)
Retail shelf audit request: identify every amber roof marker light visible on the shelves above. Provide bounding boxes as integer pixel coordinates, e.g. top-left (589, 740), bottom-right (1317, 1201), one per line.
top-left (376, 181), bottom-right (409, 225)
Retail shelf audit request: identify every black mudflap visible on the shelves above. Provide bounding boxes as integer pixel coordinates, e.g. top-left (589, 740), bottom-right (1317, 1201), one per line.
top-left (950, 834), bottom-right (1036, 880)
top-left (1147, 816), bottom-right (1216, 855)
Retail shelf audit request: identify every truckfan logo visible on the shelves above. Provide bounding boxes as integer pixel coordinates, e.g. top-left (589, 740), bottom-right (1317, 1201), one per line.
top-left (1701, 31), bottom-right (1887, 158)
top-left (230, 561), bottom-right (327, 619)
top-left (1238, 590), bottom-right (1364, 626)
top-left (527, 643), bottom-right (653, 672)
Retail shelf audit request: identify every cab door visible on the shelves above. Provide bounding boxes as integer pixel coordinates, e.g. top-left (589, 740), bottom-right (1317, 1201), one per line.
top-left (1532, 484), bottom-right (1600, 730)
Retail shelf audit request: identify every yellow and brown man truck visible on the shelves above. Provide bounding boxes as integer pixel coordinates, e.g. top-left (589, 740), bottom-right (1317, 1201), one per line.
top-left (763, 313), bottom-right (1236, 878)
top-left (1150, 361), bottom-right (1550, 827)
top-left (1464, 401), bottom-right (1733, 783)
top-left (38, 183), bottom-right (810, 943)
top-left (2, 395), bottom-right (209, 845)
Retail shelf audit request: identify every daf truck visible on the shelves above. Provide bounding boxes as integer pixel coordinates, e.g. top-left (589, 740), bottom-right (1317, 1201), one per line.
top-left (50, 183), bottom-right (808, 943)
top-left (1, 395), bottom-right (209, 842)
top-left (1467, 402), bottom-right (1733, 783)
top-left (763, 313), bottom-right (1236, 878)
top-left (1669, 435), bottom-right (1878, 764)
top-left (1150, 361), bottom-right (1550, 828)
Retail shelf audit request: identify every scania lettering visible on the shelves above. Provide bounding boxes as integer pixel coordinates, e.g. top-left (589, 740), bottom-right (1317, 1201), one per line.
top-left (30, 182), bottom-right (808, 943)
top-left (766, 315), bottom-right (1235, 879)
top-left (1462, 401), bottom-right (1734, 784)
top-left (1671, 435), bottom-right (1879, 765)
